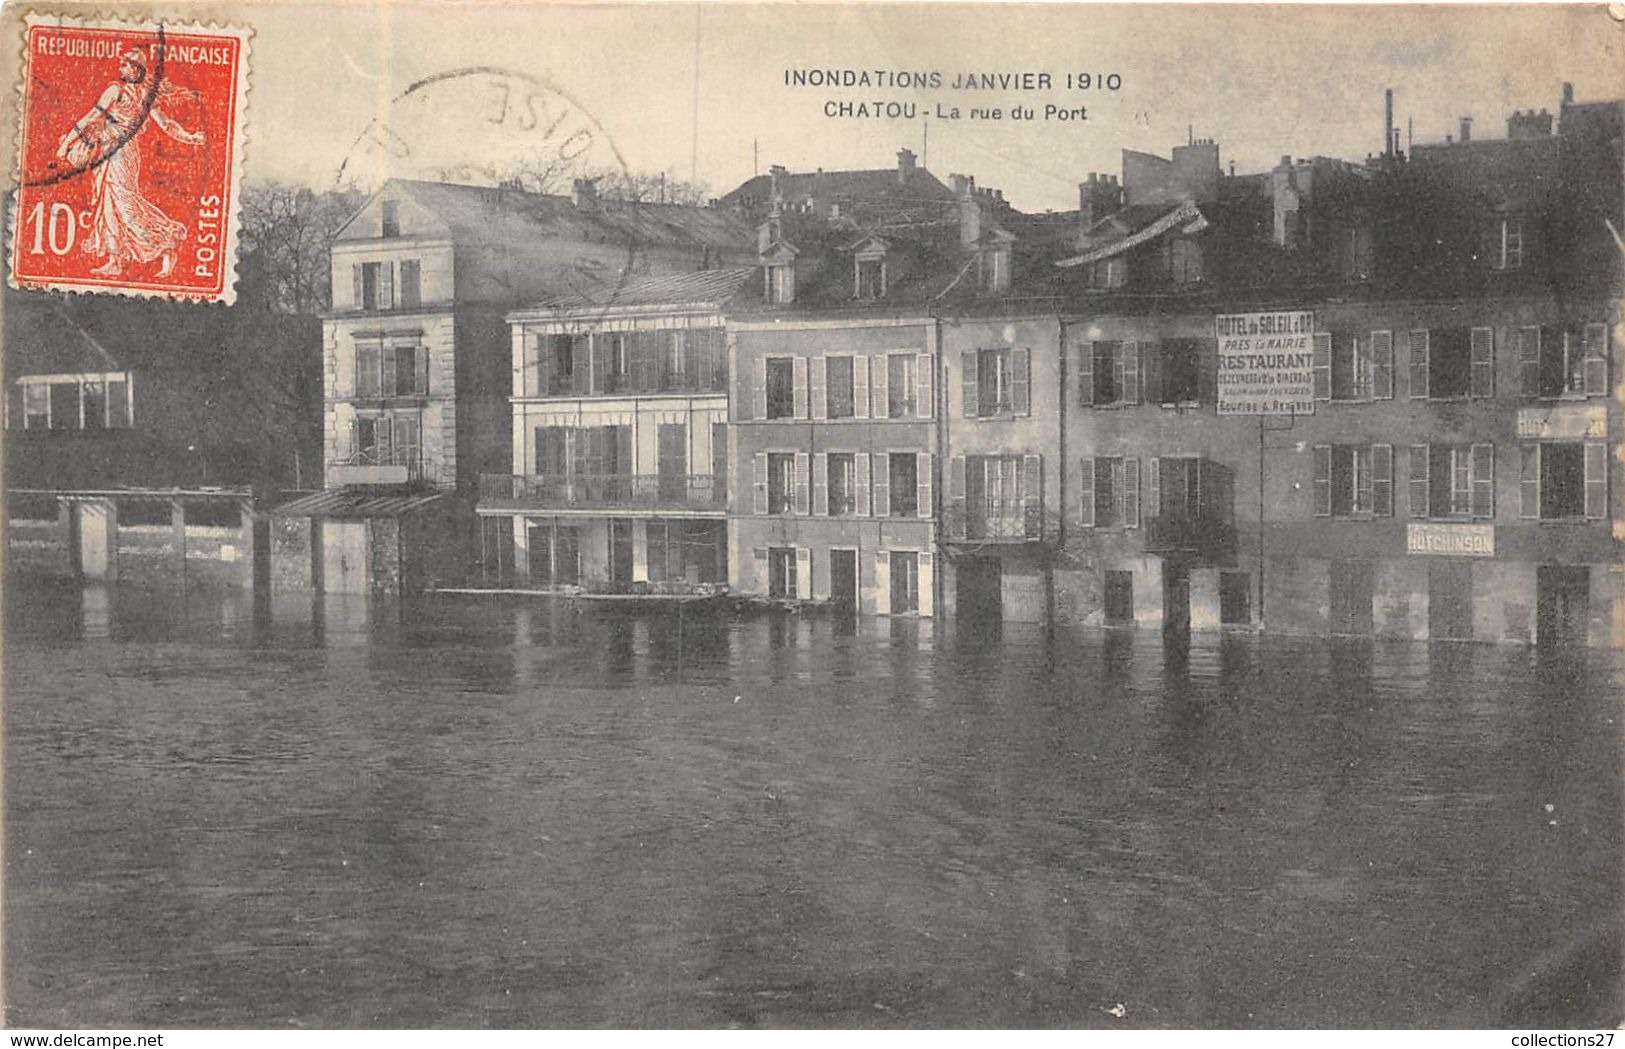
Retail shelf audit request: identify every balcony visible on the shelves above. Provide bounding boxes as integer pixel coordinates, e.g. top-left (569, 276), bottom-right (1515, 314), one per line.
top-left (942, 502), bottom-right (1046, 544)
top-left (479, 473), bottom-right (725, 513)
top-left (1144, 514), bottom-right (1237, 560)
top-left (327, 451), bottom-right (441, 487)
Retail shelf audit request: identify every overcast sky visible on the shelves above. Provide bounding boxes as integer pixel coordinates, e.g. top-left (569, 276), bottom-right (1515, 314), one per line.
top-left (11, 3), bottom-right (1623, 212)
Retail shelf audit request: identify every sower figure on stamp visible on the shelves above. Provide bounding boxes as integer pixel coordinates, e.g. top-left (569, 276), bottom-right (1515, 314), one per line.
top-left (55, 47), bottom-right (205, 278)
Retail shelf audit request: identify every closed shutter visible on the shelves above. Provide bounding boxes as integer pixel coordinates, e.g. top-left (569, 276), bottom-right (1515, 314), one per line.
top-left (1409, 444), bottom-right (1430, 518)
top-left (918, 552), bottom-right (935, 618)
top-left (810, 357), bottom-right (827, 420)
top-left (872, 355), bottom-right (890, 419)
top-left (1313, 333), bottom-right (1332, 401)
top-left (1121, 341), bottom-right (1140, 405)
top-left (1123, 456), bottom-right (1141, 528)
top-left (916, 353), bottom-right (934, 419)
top-left (793, 452), bottom-right (810, 514)
top-left (1143, 342), bottom-right (1163, 405)
top-left (961, 350), bottom-right (979, 417)
top-left (1470, 327), bottom-right (1494, 398)
top-left (1519, 327), bottom-right (1541, 397)
top-left (523, 334), bottom-right (541, 397)
top-left (1078, 457), bottom-right (1096, 526)
top-left (1372, 331), bottom-right (1394, 399)
top-left (379, 262), bottom-right (394, 309)
top-left (351, 264), bottom-right (363, 310)
top-left (1022, 454), bottom-right (1043, 538)
top-left (855, 453), bottom-right (871, 515)
top-left (753, 452), bottom-right (768, 515)
top-left (753, 358), bottom-right (767, 421)
top-left (853, 356), bottom-right (870, 419)
top-left (812, 453), bottom-right (828, 515)
top-left (1313, 445), bottom-right (1332, 517)
top-left (1012, 348), bottom-right (1031, 416)
top-left (1584, 441), bottom-right (1606, 519)
top-left (1519, 444), bottom-right (1539, 519)
top-left (812, 549), bottom-right (830, 601)
top-left (573, 337), bottom-right (592, 395)
top-left (1471, 443), bottom-right (1494, 518)
top-left (1372, 444), bottom-right (1393, 516)
top-left (1078, 341), bottom-right (1094, 406)
top-left (916, 453), bottom-right (932, 519)
top-left (792, 357), bottom-right (809, 419)
top-left (950, 455), bottom-right (967, 537)
top-left (1409, 330), bottom-right (1430, 399)
top-left (873, 452), bottom-right (891, 517)
top-left (1147, 456), bottom-right (1162, 520)
top-left (874, 550), bottom-right (891, 615)
top-left (794, 548), bottom-right (811, 600)
top-left (1584, 323), bottom-right (1609, 397)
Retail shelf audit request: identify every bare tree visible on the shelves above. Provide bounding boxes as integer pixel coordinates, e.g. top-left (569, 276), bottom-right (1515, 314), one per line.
top-left (238, 181), bottom-right (366, 314)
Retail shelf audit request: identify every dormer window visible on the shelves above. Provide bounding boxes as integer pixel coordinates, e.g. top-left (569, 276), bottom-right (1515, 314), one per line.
top-left (982, 246), bottom-right (1010, 292)
top-left (856, 256), bottom-right (886, 299)
top-left (381, 200), bottom-right (400, 239)
top-left (1169, 239), bottom-right (1202, 285)
top-left (766, 264), bottom-right (795, 304)
top-left (1485, 215), bottom-right (1523, 270)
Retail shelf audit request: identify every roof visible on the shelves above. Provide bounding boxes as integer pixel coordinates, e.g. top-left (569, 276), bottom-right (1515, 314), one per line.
top-left (530, 266), bottom-right (756, 312)
top-left (719, 166), bottom-right (957, 221)
top-left (270, 488), bottom-right (449, 518)
top-left (4, 293), bottom-right (127, 376)
top-left (1056, 201), bottom-right (1211, 267)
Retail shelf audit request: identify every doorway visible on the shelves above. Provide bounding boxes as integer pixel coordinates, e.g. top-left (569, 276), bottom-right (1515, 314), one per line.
top-left (829, 549), bottom-right (858, 611)
top-left (609, 519), bottom-right (634, 585)
top-left (1162, 562), bottom-right (1191, 637)
top-left (1104, 570), bottom-right (1135, 625)
top-left (1428, 561), bottom-right (1474, 641)
top-left (1536, 565), bottom-right (1590, 646)
top-left (323, 520), bottom-right (371, 594)
top-left (955, 555), bottom-right (1002, 623)
top-left (1329, 560), bottom-right (1374, 636)
top-left (75, 501), bottom-right (113, 581)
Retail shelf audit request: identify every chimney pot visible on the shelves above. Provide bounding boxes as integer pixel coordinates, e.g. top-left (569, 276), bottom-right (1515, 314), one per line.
top-left (572, 177), bottom-right (598, 208)
top-left (1460, 116), bottom-right (1473, 142)
top-left (1563, 82), bottom-right (1574, 104)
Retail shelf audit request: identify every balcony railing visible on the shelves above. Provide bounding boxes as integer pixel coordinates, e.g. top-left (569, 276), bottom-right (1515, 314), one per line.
top-left (1144, 514), bottom-right (1238, 559)
top-left (479, 473), bottom-right (725, 512)
top-left (942, 502), bottom-right (1045, 543)
top-left (327, 451), bottom-right (441, 487)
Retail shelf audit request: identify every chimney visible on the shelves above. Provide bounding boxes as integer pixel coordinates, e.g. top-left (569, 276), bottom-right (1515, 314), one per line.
top-left (897, 147), bottom-right (917, 183)
top-left (1384, 88), bottom-right (1394, 158)
top-left (572, 177), bottom-right (598, 209)
top-left (1459, 116), bottom-right (1473, 143)
top-left (1563, 82), bottom-right (1574, 105)
top-left (951, 173), bottom-right (981, 248)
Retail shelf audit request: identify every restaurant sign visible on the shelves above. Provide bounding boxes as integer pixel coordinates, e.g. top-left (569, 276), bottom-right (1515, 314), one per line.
top-left (1215, 311), bottom-right (1316, 415)
top-left (1406, 522), bottom-right (1495, 557)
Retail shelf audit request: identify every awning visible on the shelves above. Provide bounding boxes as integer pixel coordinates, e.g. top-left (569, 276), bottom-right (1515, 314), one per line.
top-left (1055, 201), bottom-right (1210, 268)
top-left (270, 489), bottom-right (448, 519)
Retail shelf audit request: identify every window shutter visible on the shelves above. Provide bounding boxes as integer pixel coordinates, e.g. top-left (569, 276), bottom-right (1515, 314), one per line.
top-left (792, 357), bottom-right (809, 419)
top-left (522, 334), bottom-right (541, 398)
top-left (1022, 454), bottom-right (1043, 538)
top-left (351, 265), bottom-right (363, 310)
top-left (916, 353), bottom-right (934, 419)
top-left (1584, 442), bottom-right (1606, 519)
top-left (1313, 445), bottom-right (1332, 517)
top-left (570, 337), bottom-right (590, 395)
top-left (1121, 342), bottom-right (1140, 405)
top-left (1147, 456), bottom-right (1162, 520)
top-left (950, 455), bottom-right (967, 537)
top-left (753, 452), bottom-right (768, 515)
top-left (1584, 323), bottom-right (1609, 397)
top-left (379, 262), bottom-right (394, 309)
top-left (1012, 348), bottom-right (1031, 416)
top-left (960, 351), bottom-right (979, 417)
top-left (1372, 444), bottom-right (1393, 516)
top-left (810, 357), bottom-right (827, 420)
top-left (872, 355), bottom-right (890, 419)
top-left (416, 343), bottom-right (430, 395)
top-left (874, 550), bottom-right (891, 614)
top-left (853, 356), bottom-right (870, 419)
top-left (1409, 330), bottom-right (1430, 399)
top-left (873, 452), bottom-right (891, 517)
top-left (916, 453), bottom-right (932, 519)
top-left (1519, 444), bottom-right (1540, 519)
top-left (811, 549), bottom-right (830, 601)
top-left (1409, 445), bottom-right (1430, 518)
top-left (1471, 443), bottom-right (1494, 518)
top-left (1470, 327), bottom-right (1494, 398)
top-left (1371, 331), bottom-right (1394, 400)
top-left (812, 452), bottom-right (828, 515)
top-left (1078, 342), bottom-right (1095, 406)
top-left (794, 452), bottom-right (810, 514)
top-left (1519, 328), bottom-right (1541, 397)
top-left (1078, 458), bottom-right (1096, 526)
top-left (753, 358), bottom-right (767, 421)
top-left (1143, 342), bottom-right (1163, 405)
top-left (794, 548), bottom-right (811, 600)
top-left (918, 552), bottom-right (935, 618)
top-left (1123, 456), bottom-right (1141, 528)
top-left (1313, 333), bottom-right (1332, 401)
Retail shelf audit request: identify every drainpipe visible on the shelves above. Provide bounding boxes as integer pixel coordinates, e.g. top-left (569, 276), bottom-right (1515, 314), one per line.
top-left (1050, 312), bottom-right (1066, 645)
top-left (933, 313), bottom-right (947, 625)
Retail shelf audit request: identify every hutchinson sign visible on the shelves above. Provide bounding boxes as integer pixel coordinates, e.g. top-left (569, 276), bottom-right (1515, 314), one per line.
top-left (1216, 311), bottom-right (1316, 415)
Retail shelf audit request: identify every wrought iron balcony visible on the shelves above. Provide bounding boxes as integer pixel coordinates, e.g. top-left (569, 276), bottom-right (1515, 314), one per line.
top-left (327, 451), bottom-right (441, 488)
top-left (479, 473), bottom-right (725, 513)
top-left (942, 501), bottom-right (1045, 543)
top-left (1144, 514), bottom-right (1237, 559)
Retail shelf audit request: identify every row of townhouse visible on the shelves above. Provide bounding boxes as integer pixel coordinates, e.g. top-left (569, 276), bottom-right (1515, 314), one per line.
top-left (286, 86), bottom-right (1624, 645)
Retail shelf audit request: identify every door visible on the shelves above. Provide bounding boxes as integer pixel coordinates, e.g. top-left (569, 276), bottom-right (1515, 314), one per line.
top-left (609, 518), bottom-right (634, 585)
top-left (1104, 570), bottom-right (1134, 625)
top-left (323, 520), bottom-right (371, 594)
top-left (829, 549), bottom-right (858, 610)
top-left (528, 522), bottom-right (553, 587)
top-left (1428, 561), bottom-right (1474, 641)
top-left (1162, 562), bottom-right (1191, 636)
top-left (1537, 566), bottom-right (1590, 646)
top-left (955, 555), bottom-right (1002, 622)
top-left (554, 526), bottom-right (580, 586)
top-left (76, 501), bottom-right (113, 581)
top-left (1330, 560), bottom-right (1374, 636)
top-left (658, 423), bottom-right (687, 503)
top-left (890, 551), bottom-right (919, 614)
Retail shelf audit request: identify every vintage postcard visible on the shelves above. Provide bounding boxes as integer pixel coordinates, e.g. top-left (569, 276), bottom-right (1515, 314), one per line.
top-left (1, 0), bottom-right (1621, 1035)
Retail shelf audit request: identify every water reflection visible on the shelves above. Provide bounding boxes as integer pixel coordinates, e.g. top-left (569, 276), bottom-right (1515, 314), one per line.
top-left (4, 581), bottom-right (1622, 1029)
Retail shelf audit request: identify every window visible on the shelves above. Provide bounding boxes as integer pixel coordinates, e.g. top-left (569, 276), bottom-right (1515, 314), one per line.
top-left (962, 348), bottom-right (1028, 417)
top-left (399, 259), bottom-right (421, 308)
top-left (983, 246), bottom-right (1010, 292)
top-left (49, 382), bottom-right (77, 429)
top-left (1409, 327), bottom-right (1491, 400)
top-left (826, 356), bottom-right (855, 418)
top-left (766, 264), bottom-right (794, 304)
top-left (352, 414), bottom-right (418, 468)
top-left (1520, 324), bottom-right (1609, 399)
top-left (1485, 215), bottom-right (1523, 270)
top-left (355, 341), bottom-right (427, 397)
top-left (768, 547), bottom-right (799, 598)
top-left (380, 200), bottom-right (400, 238)
top-left (1412, 444), bottom-right (1494, 519)
top-left (976, 349), bottom-right (1012, 415)
top-left (960, 455), bottom-right (1041, 539)
top-left (1521, 442), bottom-right (1606, 520)
top-left (888, 452), bottom-right (919, 517)
top-left (1220, 572), bottom-right (1251, 625)
top-left (827, 453), bottom-right (856, 515)
top-left (887, 354), bottom-right (916, 418)
top-left (10, 374), bottom-right (133, 430)
top-left (22, 383), bottom-right (47, 429)
top-left (1079, 456), bottom-right (1139, 528)
top-left (355, 260), bottom-right (390, 310)
top-left (1312, 444), bottom-right (1393, 517)
top-left (598, 334), bottom-right (631, 394)
top-left (1336, 225), bottom-right (1375, 282)
top-left (766, 452), bottom-right (795, 514)
top-left (1169, 239), bottom-right (1202, 285)
top-left (1157, 340), bottom-right (1200, 405)
top-left (81, 381), bottom-right (106, 430)
top-left (664, 333), bottom-right (685, 391)
top-left (1080, 340), bottom-right (1139, 406)
top-left (856, 257), bottom-right (885, 299)
top-left (1332, 334), bottom-right (1371, 400)
top-left (1314, 331), bottom-right (1394, 402)
top-left (1090, 257), bottom-right (1127, 289)
top-left (550, 335), bottom-right (576, 395)
top-left (765, 357), bottom-right (795, 419)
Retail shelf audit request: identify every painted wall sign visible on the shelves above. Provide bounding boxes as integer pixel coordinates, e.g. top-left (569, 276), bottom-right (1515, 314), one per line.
top-left (1215, 311), bottom-right (1316, 415)
top-left (1515, 404), bottom-right (1607, 439)
top-left (1406, 522), bottom-right (1495, 557)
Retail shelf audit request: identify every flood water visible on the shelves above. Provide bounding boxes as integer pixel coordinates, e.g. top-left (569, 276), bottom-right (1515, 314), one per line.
top-left (5, 581), bottom-right (1623, 1028)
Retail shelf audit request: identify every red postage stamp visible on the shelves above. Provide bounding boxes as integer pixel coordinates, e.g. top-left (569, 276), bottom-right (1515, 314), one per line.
top-left (10, 13), bottom-right (251, 302)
